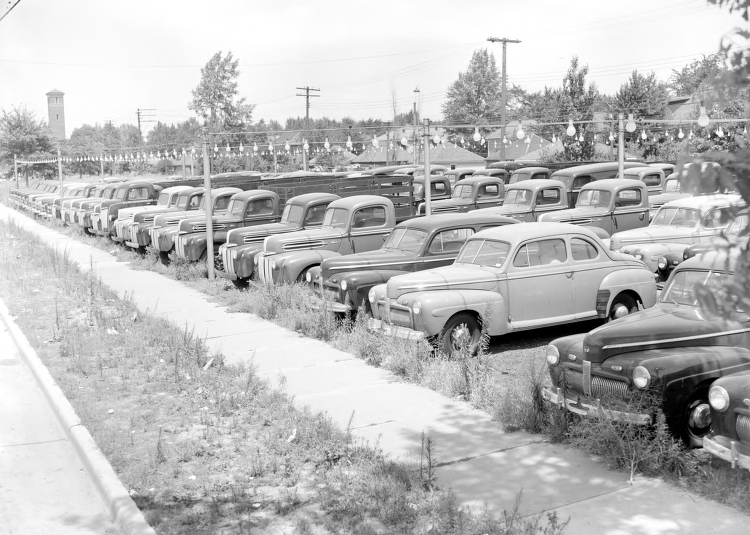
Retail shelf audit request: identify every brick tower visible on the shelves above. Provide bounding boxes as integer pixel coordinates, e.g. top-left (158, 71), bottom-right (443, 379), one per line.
top-left (46, 89), bottom-right (66, 140)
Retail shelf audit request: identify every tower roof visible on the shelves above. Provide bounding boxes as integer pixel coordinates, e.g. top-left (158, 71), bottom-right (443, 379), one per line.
top-left (46, 89), bottom-right (64, 95)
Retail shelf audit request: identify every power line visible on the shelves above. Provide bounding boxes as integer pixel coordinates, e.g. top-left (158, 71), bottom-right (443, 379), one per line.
top-left (0, 0), bottom-right (22, 24)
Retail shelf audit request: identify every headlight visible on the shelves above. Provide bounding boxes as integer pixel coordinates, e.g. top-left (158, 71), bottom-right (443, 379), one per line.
top-left (546, 345), bottom-right (560, 366)
top-left (709, 385), bottom-right (730, 412)
top-left (368, 288), bottom-right (376, 303)
top-left (412, 300), bottom-right (421, 315)
top-left (683, 249), bottom-right (690, 261)
top-left (340, 279), bottom-right (347, 291)
top-left (657, 257), bottom-right (667, 270)
top-left (632, 366), bottom-right (651, 389)
top-left (305, 271), bottom-right (312, 283)
top-left (271, 260), bottom-right (277, 270)
top-left (634, 250), bottom-right (643, 261)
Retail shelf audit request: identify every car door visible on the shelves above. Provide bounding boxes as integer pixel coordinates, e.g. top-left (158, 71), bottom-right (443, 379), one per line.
top-left (474, 182), bottom-right (503, 210)
top-left (569, 175), bottom-right (592, 206)
top-left (612, 187), bottom-right (648, 232)
top-left (349, 205), bottom-right (390, 254)
top-left (532, 185), bottom-right (565, 221)
top-left (506, 238), bottom-right (575, 329)
top-left (568, 237), bottom-right (609, 319)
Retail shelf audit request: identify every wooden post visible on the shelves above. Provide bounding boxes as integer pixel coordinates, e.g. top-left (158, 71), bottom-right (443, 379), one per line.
top-left (13, 154), bottom-right (18, 188)
top-left (57, 147), bottom-right (63, 197)
top-left (182, 153), bottom-right (187, 179)
top-left (618, 114), bottom-right (625, 180)
top-left (423, 119), bottom-right (431, 217)
top-left (202, 127), bottom-right (215, 280)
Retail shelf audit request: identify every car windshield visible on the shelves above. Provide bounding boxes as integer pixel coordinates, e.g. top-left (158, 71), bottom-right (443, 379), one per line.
top-left (228, 199), bottom-right (244, 216)
top-left (214, 195), bottom-right (231, 211)
top-left (177, 194), bottom-right (190, 210)
top-left (661, 269), bottom-right (732, 306)
top-left (157, 192), bottom-right (170, 205)
top-left (504, 188), bottom-right (533, 205)
top-left (114, 187), bottom-right (128, 200)
top-left (456, 239), bottom-right (511, 267)
top-left (281, 204), bottom-right (304, 225)
top-left (451, 184), bottom-right (473, 199)
top-left (651, 207), bottom-right (701, 227)
top-left (576, 190), bottom-right (611, 207)
top-left (322, 207), bottom-right (349, 228)
top-left (382, 227), bottom-right (428, 252)
top-left (664, 179), bottom-right (681, 193)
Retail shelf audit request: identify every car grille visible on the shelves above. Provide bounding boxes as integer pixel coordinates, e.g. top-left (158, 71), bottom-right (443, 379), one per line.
top-left (257, 253), bottom-right (273, 284)
top-left (143, 215), bottom-right (155, 223)
top-left (175, 236), bottom-right (186, 258)
top-left (737, 415), bottom-right (750, 443)
top-left (559, 370), bottom-right (628, 398)
top-left (130, 226), bottom-right (139, 244)
top-left (191, 223), bottom-right (226, 232)
top-left (114, 220), bottom-right (127, 238)
top-left (564, 217), bottom-right (594, 226)
top-left (220, 246), bottom-right (236, 277)
top-left (388, 304), bottom-right (412, 328)
top-left (321, 282), bottom-right (342, 303)
top-left (243, 235), bottom-right (265, 244)
top-left (432, 206), bottom-right (459, 213)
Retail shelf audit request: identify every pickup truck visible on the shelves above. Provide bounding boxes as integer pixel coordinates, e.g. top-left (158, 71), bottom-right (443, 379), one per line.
top-left (49, 184), bottom-right (91, 220)
top-left (307, 212), bottom-right (519, 314)
top-left (550, 161), bottom-right (645, 206)
top-left (478, 179), bottom-right (568, 222)
top-left (58, 184), bottom-right (101, 223)
top-left (112, 186), bottom-right (194, 244)
top-left (255, 195), bottom-right (400, 284)
top-left (173, 190), bottom-right (282, 262)
top-left (418, 175), bottom-right (504, 215)
top-left (216, 192), bottom-right (339, 286)
top-left (89, 180), bottom-right (163, 237)
top-left (75, 184), bottom-right (120, 230)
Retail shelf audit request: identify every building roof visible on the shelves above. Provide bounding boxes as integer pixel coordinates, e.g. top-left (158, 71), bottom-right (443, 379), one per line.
top-left (46, 89), bottom-right (64, 95)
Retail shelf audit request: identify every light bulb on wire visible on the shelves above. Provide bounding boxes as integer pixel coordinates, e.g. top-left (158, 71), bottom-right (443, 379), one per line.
top-left (566, 119), bottom-right (576, 137)
top-left (697, 106), bottom-right (710, 127)
top-left (678, 128), bottom-right (684, 139)
top-left (473, 127), bottom-right (481, 142)
top-left (324, 138), bottom-right (330, 150)
top-left (625, 114), bottom-right (637, 133)
top-left (516, 124), bottom-right (525, 140)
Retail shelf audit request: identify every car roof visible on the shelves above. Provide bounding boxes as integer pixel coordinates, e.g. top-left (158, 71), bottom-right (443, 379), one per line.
top-left (580, 178), bottom-right (647, 192)
top-left (551, 161), bottom-right (643, 176)
top-left (677, 249), bottom-right (738, 273)
top-left (161, 185), bottom-right (193, 194)
top-left (662, 193), bottom-right (744, 210)
top-left (414, 175), bottom-right (449, 184)
top-left (287, 192), bottom-right (340, 205)
top-left (397, 212), bottom-right (518, 231)
top-left (512, 166), bottom-right (550, 174)
top-left (328, 194), bottom-right (394, 210)
top-left (211, 187), bottom-right (243, 197)
top-left (456, 175), bottom-right (502, 185)
top-left (622, 166), bottom-right (664, 176)
top-left (231, 189), bottom-right (279, 201)
top-left (472, 222), bottom-right (600, 242)
top-left (506, 179), bottom-right (562, 192)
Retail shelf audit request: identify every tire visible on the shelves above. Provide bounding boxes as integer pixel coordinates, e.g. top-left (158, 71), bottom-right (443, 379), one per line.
top-left (608, 294), bottom-right (638, 322)
top-left (440, 313), bottom-right (481, 357)
top-left (297, 266), bottom-right (314, 284)
top-left (232, 277), bottom-right (249, 289)
top-left (158, 252), bottom-right (171, 266)
top-left (668, 386), bottom-right (711, 448)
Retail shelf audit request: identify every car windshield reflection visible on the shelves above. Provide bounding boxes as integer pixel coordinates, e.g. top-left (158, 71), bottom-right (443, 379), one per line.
top-left (456, 239), bottom-right (510, 267)
top-left (382, 227), bottom-right (428, 253)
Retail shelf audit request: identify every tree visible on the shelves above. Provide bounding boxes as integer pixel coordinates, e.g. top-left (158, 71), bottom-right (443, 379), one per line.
top-left (668, 54), bottom-right (724, 97)
top-left (442, 49), bottom-right (501, 127)
top-left (189, 51), bottom-right (255, 131)
top-left (558, 57), bottom-right (600, 161)
top-left (615, 70), bottom-right (669, 118)
top-left (0, 105), bottom-right (57, 182)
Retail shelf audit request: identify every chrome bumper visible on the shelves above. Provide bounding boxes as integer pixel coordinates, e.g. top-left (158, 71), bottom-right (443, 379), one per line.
top-left (703, 434), bottom-right (750, 470)
top-left (541, 387), bottom-right (651, 425)
top-left (367, 318), bottom-right (425, 341)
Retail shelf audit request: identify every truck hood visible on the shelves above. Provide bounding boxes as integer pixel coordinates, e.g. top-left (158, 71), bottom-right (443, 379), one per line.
top-left (226, 222), bottom-right (300, 246)
top-left (583, 304), bottom-right (747, 363)
top-left (385, 264), bottom-right (499, 299)
top-left (430, 198), bottom-right (473, 212)
top-left (483, 204), bottom-right (533, 216)
top-left (321, 249), bottom-right (414, 279)
top-left (120, 205), bottom-right (170, 219)
top-left (612, 226), bottom-right (694, 248)
top-left (538, 206), bottom-right (609, 224)
top-left (264, 227), bottom-right (344, 254)
top-left (179, 212), bottom-right (237, 233)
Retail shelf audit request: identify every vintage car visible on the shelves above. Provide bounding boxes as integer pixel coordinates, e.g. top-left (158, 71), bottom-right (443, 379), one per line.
top-left (478, 180), bottom-right (568, 222)
top-left (472, 167), bottom-right (516, 184)
top-left (50, 184), bottom-right (92, 220)
top-left (550, 162), bottom-right (645, 206)
top-left (367, 223), bottom-right (657, 356)
top-left (649, 162), bottom-right (677, 177)
top-left (704, 370), bottom-right (750, 470)
top-left (173, 190), bottom-right (282, 262)
top-left (75, 184), bottom-right (119, 230)
top-left (418, 175), bottom-right (504, 215)
top-left (647, 173), bottom-right (690, 220)
top-left (508, 166), bottom-right (550, 184)
top-left (413, 175), bottom-right (451, 206)
top-left (32, 183), bottom-right (84, 218)
top-left (619, 166), bottom-right (665, 195)
top-left (444, 168), bottom-right (478, 186)
top-left (307, 212), bottom-right (519, 313)
top-left (256, 195), bottom-right (399, 284)
top-left (542, 251), bottom-right (750, 447)
top-left (610, 194), bottom-right (744, 278)
top-left (216, 193), bottom-right (339, 286)
top-left (90, 180), bottom-right (163, 237)
top-left (112, 185), bottom-right (195, 243)
top-left (59, 184), bottom-right (100, 223)
top-left (538, 179), bottom-right (649, 235)
top-left (147, 191), bottom-right (208, 255)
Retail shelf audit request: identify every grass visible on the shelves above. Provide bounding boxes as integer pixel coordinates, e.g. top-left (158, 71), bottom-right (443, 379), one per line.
top-left (0, 216), bottom-right (569, 534)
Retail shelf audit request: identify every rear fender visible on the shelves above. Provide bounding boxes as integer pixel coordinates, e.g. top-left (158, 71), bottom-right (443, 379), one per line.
top-left (598, 269), bottom-right (658, 312)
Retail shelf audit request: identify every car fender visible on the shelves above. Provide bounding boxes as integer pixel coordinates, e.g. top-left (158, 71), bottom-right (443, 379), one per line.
top-left (277, 250), bottom-right (343, 283)
top-left (235, 244), bottom-right (265, 279)
top-left (339, 269), bottom-right (409, 310)
top-left (402, 289), bottom-right (508, 337)
top-left (598, 268), bottom-right (658, 312)
top-left (638, 242), bottom-right (690, 270)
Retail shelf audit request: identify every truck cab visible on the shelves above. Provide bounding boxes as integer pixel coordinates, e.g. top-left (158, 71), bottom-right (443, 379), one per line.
top-left (479, 179), bottom-right (568, 222)
top-left (419, 175), bottom-right (504, 215)
top-left (551, 161), bottom-right (645, 206)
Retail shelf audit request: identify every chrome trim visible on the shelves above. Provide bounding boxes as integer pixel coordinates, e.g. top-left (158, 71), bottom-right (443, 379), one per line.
top-left (602, 327), bottom-right (750, 350)
top-left (542, 387), bottom-right (651, 425)
top-left (582, 360), bottom-right (592, 396)
top-left (704, 435), bottom-right (750, 470)
top-left (737, 415), bottom-right (750, 443)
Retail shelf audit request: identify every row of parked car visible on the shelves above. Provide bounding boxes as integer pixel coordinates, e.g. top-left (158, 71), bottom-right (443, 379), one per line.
top-left (8, 160), bottom-right (750, 467)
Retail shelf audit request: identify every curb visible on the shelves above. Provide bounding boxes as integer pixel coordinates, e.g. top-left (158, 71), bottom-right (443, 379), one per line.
top-left (0, 299), bottom-right (156, 535)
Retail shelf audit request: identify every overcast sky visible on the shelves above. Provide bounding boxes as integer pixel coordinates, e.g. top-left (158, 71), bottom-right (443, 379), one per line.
top-left (0, 0), bottom-right (740, 136)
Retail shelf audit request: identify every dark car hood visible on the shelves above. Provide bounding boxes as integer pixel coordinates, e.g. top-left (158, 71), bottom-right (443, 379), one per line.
top-left (583, 304), bottom-right (748, 363)
top-left (265, 227), bottom-right (344, 254)
top-left (321, 249), bottom-right (414, 279)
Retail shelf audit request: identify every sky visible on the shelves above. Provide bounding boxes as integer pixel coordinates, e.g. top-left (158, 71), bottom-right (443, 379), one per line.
top-left (0, 0), bottom-right (742, 138)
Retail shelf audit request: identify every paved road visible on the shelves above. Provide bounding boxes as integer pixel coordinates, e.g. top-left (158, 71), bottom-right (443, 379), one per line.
top-left (0, 316), bottom-right (119, 535)
top-left (2, 204), bottom-right (748, 535)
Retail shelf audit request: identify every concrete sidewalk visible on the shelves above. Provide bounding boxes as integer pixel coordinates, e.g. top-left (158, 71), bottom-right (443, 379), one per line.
top-left (0, 313), bottom-right (119, 535)
top-left (2, 205), bottom-right (748, 534)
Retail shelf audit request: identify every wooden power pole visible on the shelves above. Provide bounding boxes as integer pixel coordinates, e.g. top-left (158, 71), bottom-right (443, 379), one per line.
top-left (487, 37), bottom-right (521, 161)
top-left (296, 87), bottom-right (320, 171)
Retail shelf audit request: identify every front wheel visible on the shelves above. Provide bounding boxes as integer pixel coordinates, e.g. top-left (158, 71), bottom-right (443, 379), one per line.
top-left (297, 266), bottom-right (315, 284)
top-left (440, 313), bottom-right (481, 357)
top-left (668, 386), bottom-right (711, 448)
top-left (608, 294), bottom-right (638, 322)
top-left (232, 277), bottom-right (249, 289)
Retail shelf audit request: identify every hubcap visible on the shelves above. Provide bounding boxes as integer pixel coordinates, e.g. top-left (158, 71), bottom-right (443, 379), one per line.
top-left (612, 304), bottom-right (630, 319)
top-left (688, 403), bottom-right (711, 431)
top-left (451, 324), bottom-right (471, 350)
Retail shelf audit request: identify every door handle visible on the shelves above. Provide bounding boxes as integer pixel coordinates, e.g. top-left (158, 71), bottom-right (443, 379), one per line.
top-left (639, 213), bottom-right (645, 220)
top-left (566, 271), bottom-right (574, 279)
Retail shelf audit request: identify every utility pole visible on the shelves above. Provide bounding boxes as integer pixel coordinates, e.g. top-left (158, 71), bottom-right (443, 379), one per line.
top-left (413, 88), bottom-right (420, 165)
top-left (136, 108), bottom-right (155, 175)
top-left (617, 114), bottom-right (625, 180)
top-left (423, 119), bottom-right (431, 217)
top-left (487, 37), bottom-right (521, 161)
top-left (201, 127), bottom-right (215, 280)
top-left (296, 87), bottom-right (320, 172)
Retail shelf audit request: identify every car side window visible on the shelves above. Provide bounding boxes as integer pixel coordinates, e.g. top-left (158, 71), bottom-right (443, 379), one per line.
top-left (352, 206), bottom-right (386, 228)
top-left (477, 184), bottom-right (500, 199)
top-left (571, 176), bottom-right (591, 190)
top-left (427, 228), bottom-right (474, 254)
top-left (531, 173), bottom-right (549, 180)
top-left (245, 198), bottom-right (275, 217)
top-left (214, 196), bottom-right (231, 211)
top-left (571, 238), bottom-right (599, 261)
top-left (188, 195), bottom-right (201, 208)
top-left (432, 182), bottom-right (446, 195)
top-left (702, 207), bottom-right (733, 229)
top-left (615, 188), bottom-right (642, 207)
top-left (305, 204), bottom-right (327, 225)
top-left (643, 174), bottom-right (662, 187)
top-left (127, 187), bottom-right (149, 200)
top-left (513, 239), bottom-right (567, 268)
top-left (536, 188), bottom-right (561, 205)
